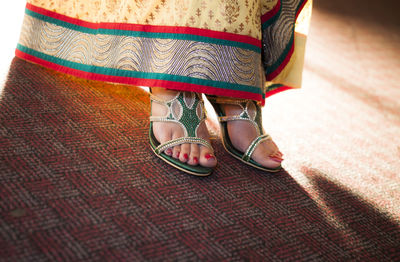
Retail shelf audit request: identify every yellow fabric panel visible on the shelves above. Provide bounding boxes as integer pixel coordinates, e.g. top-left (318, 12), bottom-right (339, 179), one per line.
top-left (268, 32), bottom-right (307, 89)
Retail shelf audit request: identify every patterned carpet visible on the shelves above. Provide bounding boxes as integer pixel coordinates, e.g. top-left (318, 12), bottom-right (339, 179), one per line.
top-left (1, 0), bottom-right (400, 261)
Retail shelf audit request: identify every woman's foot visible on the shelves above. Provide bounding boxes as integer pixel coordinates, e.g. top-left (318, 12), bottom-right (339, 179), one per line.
top-left (151, 87), bottom-right (217, 168)
top-left (221, 103), bottom-right (283, 169)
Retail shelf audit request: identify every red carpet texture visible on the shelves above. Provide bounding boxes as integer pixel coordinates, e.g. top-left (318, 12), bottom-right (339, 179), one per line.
top-left (1, 0), bottom-right (400, 261)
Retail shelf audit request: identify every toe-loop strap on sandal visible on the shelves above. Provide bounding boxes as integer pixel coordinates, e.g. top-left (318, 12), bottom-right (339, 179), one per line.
top-left (242, 134), bottom-right (271, 162)
top-left (207, 95), bottom-right (281, 173)
top-left (149, 91), bottom-right (214, 176)
top-left (155, 137), bottom-right (212, 155)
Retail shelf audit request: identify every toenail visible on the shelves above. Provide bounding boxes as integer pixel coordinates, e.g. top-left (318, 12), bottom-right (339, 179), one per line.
top-left (165, 148), bottom-right (172, 155)
top-left (177, 152), bottom-right (180, 158)
top-left (205, 153), bottom-right (215, 160)
top-left (193, 157), bottom-right (198, 163)
top-left (270, 156), bottom-right (283, 163)
top-left (184, 153), bottom-right (189, 159)
top-left (270, 154), bottom-right (283, 159)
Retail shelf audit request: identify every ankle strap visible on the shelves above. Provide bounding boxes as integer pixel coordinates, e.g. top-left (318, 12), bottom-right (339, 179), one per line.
top-left (210, 97), bottom-right (263, 136)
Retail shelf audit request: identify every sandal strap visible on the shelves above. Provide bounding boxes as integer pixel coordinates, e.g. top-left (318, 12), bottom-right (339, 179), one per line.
top-left (150, 92), bottom-right (205, 137)
top-left (150, 116), bottom-right (173, 122)
top-left (213, 99), bottom-right (262, 136)
top-left (155, 137), bottom-right (213, 155)
top-left (218, 114), bottom-right (260, 135)
top-left (242, 134), bottom-right (271, 162)
top-left (218, 115), bottom-right (243, 122)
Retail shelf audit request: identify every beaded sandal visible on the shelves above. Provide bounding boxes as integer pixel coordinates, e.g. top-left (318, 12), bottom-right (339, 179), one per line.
top-left (207, 96), bottom-right (282, 173)
top-left (149, 91), bottom-right (214, 176)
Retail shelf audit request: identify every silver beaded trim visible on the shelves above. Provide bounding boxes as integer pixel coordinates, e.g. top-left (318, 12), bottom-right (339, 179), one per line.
top-left (155, 137), bottom-right (213, 155)
top-left (243, 134), bottom-right (271, 161)
top-left (219, 115), bottom-right (243, 122)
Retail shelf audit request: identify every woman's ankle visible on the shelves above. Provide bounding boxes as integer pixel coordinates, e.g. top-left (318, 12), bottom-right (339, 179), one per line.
top-left (151, 87), bottom-right (179, 100)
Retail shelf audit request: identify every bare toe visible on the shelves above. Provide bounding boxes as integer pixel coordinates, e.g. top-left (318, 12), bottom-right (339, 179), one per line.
top-left (179, 143), bottom-right (190, 163)
top-left (199, 146), bottom-right (217, 168)
top-left (172, 146), bottom-right (181, 159)
top-left (187, 144), bottom-right (200, 166)
top-left (171, 132), bottom-right (182, 159)
top-left (165, 148), bottom-right (173, 156)
top-left (256, 156), bottom-right (282, 169)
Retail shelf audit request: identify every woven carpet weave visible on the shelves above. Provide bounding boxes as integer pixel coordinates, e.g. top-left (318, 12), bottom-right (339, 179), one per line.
top-left (1, 0), bottom-right (400, 260)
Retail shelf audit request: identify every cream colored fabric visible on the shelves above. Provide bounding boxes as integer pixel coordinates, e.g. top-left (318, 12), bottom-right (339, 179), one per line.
top-left (28, 0), bottom-right (279, 39)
